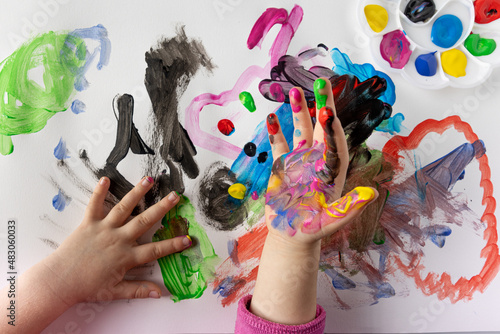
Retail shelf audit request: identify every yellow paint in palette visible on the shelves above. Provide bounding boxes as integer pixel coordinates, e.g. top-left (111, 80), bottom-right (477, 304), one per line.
top-left (228, 183), bottom-right (247, 199)
top-left (364, 5), bottom-right (389, 33)
top-left (441, 49), bottom-right (467, 78)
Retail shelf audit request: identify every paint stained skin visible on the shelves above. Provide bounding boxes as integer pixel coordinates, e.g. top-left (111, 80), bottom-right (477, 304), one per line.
top-left (266, 113), bottom-right (279, 135)
top-left (152, 196), bottom-right (218, 302)
top-left (316, 106), bottom-right (339, 184)
top-left (0, 25), bottom-right (110, 155)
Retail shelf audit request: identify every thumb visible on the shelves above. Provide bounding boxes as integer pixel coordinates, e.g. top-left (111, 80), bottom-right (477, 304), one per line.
top-left (111, 280), bottom-right (164, 300)
top-left (318, 186), bottom-right (378, 235)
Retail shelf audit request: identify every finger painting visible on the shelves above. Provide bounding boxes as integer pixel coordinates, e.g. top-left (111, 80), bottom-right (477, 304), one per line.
top-left (1, 1), bottom-right (499, 333)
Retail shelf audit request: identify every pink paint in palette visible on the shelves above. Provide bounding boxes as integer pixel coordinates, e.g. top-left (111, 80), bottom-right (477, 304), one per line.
top-left (358, 0), bottom-right (500, 89)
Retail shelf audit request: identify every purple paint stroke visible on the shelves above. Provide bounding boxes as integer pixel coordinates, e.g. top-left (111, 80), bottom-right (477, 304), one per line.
top-left (185, 5), bottom-right (304, 160)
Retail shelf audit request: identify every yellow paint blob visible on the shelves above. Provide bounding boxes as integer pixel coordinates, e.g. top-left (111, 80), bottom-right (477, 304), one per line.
top-left (364, 5), bottom-right (389, 33)
top-left (441, 49), bottom-right (467, 78)
top-left (325, 186), bottom-right (376, 218)
top-left (228, 183), bottom-right (246, 200)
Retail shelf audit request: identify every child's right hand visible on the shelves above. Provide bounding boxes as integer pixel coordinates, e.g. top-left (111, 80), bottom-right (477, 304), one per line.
top-left (264, 78), bottom-right (379, 245)
top-left (41, 176), bottom-right (192, 307)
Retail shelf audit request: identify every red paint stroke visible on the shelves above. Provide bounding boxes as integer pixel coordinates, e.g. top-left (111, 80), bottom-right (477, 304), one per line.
top-left (212, 222), bottom-right (268, 306)
top-left (382, 116), bottom-right (499, 302)
top-left (185, 6), bottom-right (303, 160)
top-left (218, 119), bottom-right (235, 136)
top-left (474, 0), bottom-right (500, 24)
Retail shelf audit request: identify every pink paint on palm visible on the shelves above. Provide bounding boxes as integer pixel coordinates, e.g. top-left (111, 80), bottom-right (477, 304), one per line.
top-left (184, 6), bottom-right (303, 160)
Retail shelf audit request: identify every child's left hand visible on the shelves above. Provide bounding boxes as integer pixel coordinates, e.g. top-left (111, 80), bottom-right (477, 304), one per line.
top-left (41, 176), bottom-right (191, 306)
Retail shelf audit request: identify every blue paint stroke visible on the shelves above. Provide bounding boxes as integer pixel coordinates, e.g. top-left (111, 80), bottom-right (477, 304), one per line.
top-left (416, 140), bottom-right (486, 193)
top-left (230, 103), bottom-right (294, 198)
top-left (423, 225), bottom-right (452, 248)
top-left (294, 129), bottom-right (301, 137)
top-left (376, 113), bottom-right (405, 134)
top-left (52, 189), bottom-right (71, 212)
top-left (54, 137), bottom-right (70, 160)
top-left (324, 269), bottom-right (356, 290)
top-left (71, 99), bottom-right (86, 114)
top-left (213, 276), bottom-right (246, 298)
top-left (64, 24), bottom-right (111, 91)
top-left (331, 48), bottom-right (396, 105)
top-left (375, 282), bottom-right (395, 299)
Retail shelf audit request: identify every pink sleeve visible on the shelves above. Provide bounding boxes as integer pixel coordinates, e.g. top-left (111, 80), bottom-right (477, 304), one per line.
top-left (235, 295), bottom-right (326, 334)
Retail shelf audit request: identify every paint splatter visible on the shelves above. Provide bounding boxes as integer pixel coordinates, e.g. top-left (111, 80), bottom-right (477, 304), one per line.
top-left (218, 119), bottom-right (235, 136)
top-left (52, 189), bottom-right (71, 212)
top-left (376, 113), bottom-right (405, 134)
top-left (239, 91), bottom-right (256, 112)
top-left (243, 142), bottom-right (257, 157)
top-left (228, 183), bottom-right (247, 200)
top-left (257, 152), bottom-right (268, 163)
top-left (70, 99), bottom-right (86, 114)
top-left (0, 25), bottom-right (109, 155)
top-left (54, 137), bottom-right (70, 160)
top-left (198, 162), bottom-right (249, 231)
top-left (153, 196), bottom-right (218, 302)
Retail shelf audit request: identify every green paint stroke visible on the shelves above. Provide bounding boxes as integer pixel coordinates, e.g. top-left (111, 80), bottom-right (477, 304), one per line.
top-left (239, 91), bottom-right (256, 112)
top-left (464, 33), bottom-right (496, 57)
top-left (313, 78), bottom-right (327, 110)
top-left (153, 196), bottom-right (219, 302)
top-left (0, 25), bottom-right (109, 155)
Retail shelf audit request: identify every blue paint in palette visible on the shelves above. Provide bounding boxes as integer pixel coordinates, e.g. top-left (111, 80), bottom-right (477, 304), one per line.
top-left (431, 15), bottom-right (463, 48)
top-left (415, 52), bottom-right (438, 77)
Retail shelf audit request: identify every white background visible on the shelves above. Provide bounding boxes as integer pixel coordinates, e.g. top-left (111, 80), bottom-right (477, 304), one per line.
top-left (0, 0), bottom-right (499, 333)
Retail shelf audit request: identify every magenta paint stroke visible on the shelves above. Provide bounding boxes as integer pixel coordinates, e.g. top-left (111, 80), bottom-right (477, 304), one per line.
top-left (185, 5), bottom-right (303, 160)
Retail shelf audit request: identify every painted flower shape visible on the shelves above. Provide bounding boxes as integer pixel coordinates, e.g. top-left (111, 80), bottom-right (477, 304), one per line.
top-left (358, 0), bottom-right (500, 88)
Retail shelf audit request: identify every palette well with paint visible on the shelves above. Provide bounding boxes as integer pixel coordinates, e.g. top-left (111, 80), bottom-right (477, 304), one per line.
top-left (358, 0), bottom-right (500, 89)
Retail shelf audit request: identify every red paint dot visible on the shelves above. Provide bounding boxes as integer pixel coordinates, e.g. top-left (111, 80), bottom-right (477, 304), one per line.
top-left (218, 119), bottom-right (235, 136)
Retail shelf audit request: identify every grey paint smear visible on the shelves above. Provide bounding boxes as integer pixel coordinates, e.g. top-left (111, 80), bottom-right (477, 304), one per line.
top-left (143, 25), bottom-right (215, 205)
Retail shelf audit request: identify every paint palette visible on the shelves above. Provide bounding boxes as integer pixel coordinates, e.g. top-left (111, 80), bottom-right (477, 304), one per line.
top-left (358, 0), bottom-right (500, 89)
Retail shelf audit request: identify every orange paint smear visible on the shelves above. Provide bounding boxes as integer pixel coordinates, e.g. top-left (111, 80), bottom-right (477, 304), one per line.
top-left (383, 116), bottom-right (499, 302)
top-left (212, 222), bottom-right (268, 306)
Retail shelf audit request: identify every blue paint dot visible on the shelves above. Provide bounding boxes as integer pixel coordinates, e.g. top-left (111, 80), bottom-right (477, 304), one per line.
top-left (52, 189), bottom-right (71, 212)
top-left (54, 137), bottom-right (70, 160)
top-left (71, 99), bottom-right (86, 114)
top-left (415, 52), bottom-right (438, 77)
top-left (376, 113), bottom-right (405, 134)
top-left (431, 15), bottom-right (463, 48)
top-left (294, 129), bottom-right (302, 137)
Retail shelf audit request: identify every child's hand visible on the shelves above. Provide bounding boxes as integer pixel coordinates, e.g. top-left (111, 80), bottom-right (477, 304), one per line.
top-left (265, 78), bottom-right (379, 244)
top-left (41, 176), bottom-right (191, 306)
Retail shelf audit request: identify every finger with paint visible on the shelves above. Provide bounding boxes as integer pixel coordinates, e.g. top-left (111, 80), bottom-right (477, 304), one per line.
top-left (289, 87), bottom-right (314, 149)
top-left (266, 113), bottom-right (289, 163)
top-left (313, 78), bottom-right (349, 191)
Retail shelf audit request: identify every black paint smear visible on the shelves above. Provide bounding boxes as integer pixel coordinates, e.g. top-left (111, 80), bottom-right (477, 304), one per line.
top-left (95, 94), bottom-right (154, 203)
top-left (144, 25), bottom-right (214, 181)
top-left (198, 162), bottom-right (248, 231)
top-left (257, 152), bottom-right (268, 163)
top-left (142, 26), bottom-right (215, 207)
top-left (243, 142), bottom-right (257, 157)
